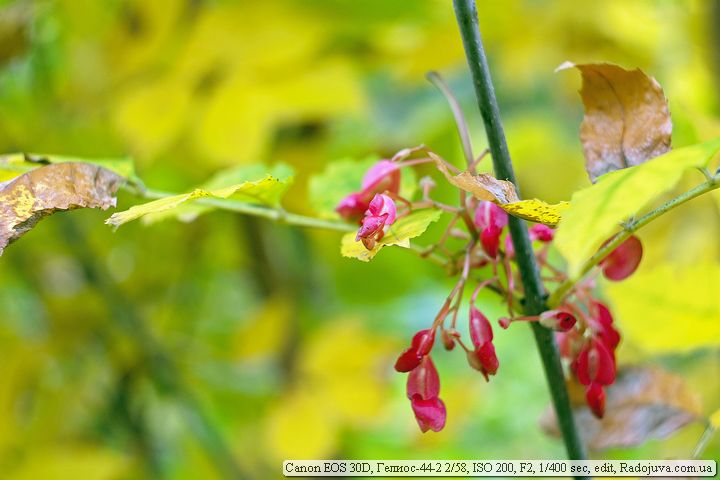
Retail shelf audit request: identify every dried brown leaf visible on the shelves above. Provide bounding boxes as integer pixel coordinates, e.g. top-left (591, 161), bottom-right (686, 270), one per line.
top-left (541, 366), bottom-right (702, 451)
top-left (557, 61), bottom-right (672, 182)
top-left (431, 153), bottom-right (519, 203)
top-left (0, 162), bottom-right (123, 255)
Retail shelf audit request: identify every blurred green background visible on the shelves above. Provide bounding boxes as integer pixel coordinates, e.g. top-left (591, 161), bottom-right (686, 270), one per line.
top-left (0, 0), bottom-right (718, 478)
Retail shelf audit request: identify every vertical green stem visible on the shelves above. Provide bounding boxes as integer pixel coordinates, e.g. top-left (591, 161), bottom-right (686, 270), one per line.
top-left (452, 0), bottom-right (588, 467)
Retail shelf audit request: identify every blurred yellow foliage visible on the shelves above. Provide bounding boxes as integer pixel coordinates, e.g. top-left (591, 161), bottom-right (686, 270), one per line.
top-left (264, 320), bottom-right (393, 460)
top-left (606, 263), bottom-right (720, 354)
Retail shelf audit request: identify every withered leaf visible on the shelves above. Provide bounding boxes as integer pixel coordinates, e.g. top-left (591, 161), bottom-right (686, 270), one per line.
top-left (0, 162), bottom-right (123, 255)
top-left (541, 366), bottom-right (702, 451)
top-left (432, 153), bottom-right (519, 203)
top-left (432, 153), bottom-right (566, 227)
top-left (557, 62), bottom-right (672, 182)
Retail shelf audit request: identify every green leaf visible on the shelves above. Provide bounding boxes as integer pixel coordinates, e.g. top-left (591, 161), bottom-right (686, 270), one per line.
top-left (309, 156), bottom-right (416, 219)
top-left (140, 163), bottom-right (294, 224)
top-left (341, 209), bottom-right (442, 262)
top-left (555, 138), bottom-right (720, 276)
top-left (604, 263), bottom-right (720, 354)
top-left (0, 153), bottom-right (138, 184)
top-left (106, 165), bottom-right (293, 228)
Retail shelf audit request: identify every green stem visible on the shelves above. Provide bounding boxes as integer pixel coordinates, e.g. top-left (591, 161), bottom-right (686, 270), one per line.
top-left (548, 175), bottom-right (720, 307)
top-left (452, 0), bottom-right (588, 467)
top-left (142, 188), bottom-right (356, 232)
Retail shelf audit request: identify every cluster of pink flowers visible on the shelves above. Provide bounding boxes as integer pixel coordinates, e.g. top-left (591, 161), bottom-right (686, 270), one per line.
top-left (334, 156), bottom-right (644, 431)
top-left (336, 160), bottom-right (403, 250)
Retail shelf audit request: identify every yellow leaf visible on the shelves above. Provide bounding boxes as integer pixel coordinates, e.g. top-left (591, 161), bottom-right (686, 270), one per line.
top-left (106, 173), bottom-right (292, 228)
top-left (233, 296), bottom-right (292, 360)
top-left (604, 263), bottom-right (720, 354)
top-left (8, 446), bottom-right (129, 480)
top-left (264, 390), bottom-right (339, 462)
top-left (500, 199), bottom-right (570, 228)
top-left (113, 79), bottom-right (192, 160)
top-left (300, 321), bottom-right (391, 426)
top-left (555, 138), bottom-right (720, 277)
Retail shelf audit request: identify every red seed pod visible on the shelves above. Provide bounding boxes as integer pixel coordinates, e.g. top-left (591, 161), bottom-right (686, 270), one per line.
top-left (585, 382), bottom-right (606, 419)
top-left (469, 307), bottom-right (494, 347)
top-left (575, 338), bottom-right (616, 386)
top-left (600, 235), bottom-right (643, 281)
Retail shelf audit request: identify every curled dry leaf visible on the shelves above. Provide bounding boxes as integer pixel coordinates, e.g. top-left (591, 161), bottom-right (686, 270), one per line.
top-left (0, 162), bottom-right (123, 255)
top-left (541, 366), bottom-right (702, 451)
top-left (557, 62), bottom-right (672, 182)
top-left (432, 153), bottom-right (567, 227)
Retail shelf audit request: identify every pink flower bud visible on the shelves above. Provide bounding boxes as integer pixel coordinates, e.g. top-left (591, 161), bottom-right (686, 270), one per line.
top-left (600, 235), bottom-right (643, 281)
top-left (575, 338), bottom-right (616, 387)
top-left (468, 307), bottom-right (499, 379)
top-left (585, 382), bottom-right (606, 419)
top-left (529, 224), bottom-right (555, 242)
top-left (469, 306), bottom-right (493, 347)
top-left (474, 201), bottom-right (508, 231)
top-left (407, 356), bottom-right (440, 401)
top-left (361, 160), bottom-right (401, 194)
top-left (410, 395), bottom-right (446, 433)
top-left (394, 328), bottom-right (436, 372)
top-left (335, 193), bottom-right (367, 221)
top-left (335, 160), bottom-right (401, 221)
top-left (591, 301), bottom-right (620, 351)
top-left (539, 309), bottom-right (577, 332)
top-left (480, 225), bottom-right (502, 258)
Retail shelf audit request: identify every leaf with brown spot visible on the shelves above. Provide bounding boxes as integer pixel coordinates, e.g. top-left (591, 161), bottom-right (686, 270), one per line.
top-left (557, 62), bottom-right (672, 182)
top-left (541, 366), bottom-right (702, 451)
top-left (432, 153), bottom-right (519, 203)
top-left (0, 162), bottom-right (123, 255)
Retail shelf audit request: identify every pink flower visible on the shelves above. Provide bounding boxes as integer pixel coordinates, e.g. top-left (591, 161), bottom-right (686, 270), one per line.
top-left (481, 225), bottom-right (502, 258)
top-left (406, 356), bottom-right (446, 432)
top-left (467, 306), bottom-right (498, 380)
top-left (529, 224), bottom-right (555, 242)
top-left (335, 160), bottom-right (401, 221)
top-left (574, 338), bottom-right (616, 387)
top-left (475, 202), bottom-right (508, 259)
top-left (590, 301), bottom-right (621, 352)
top-left (474, 201), bottom-right (508, 231)
top-left (362, 160), bottom-right (401, 194)
top-left (600, 235), bottom-right (643, 281)
top-left (410, 395), bottom-right (446, 433)
top-left (355, 194), bottom-right (397, 250)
